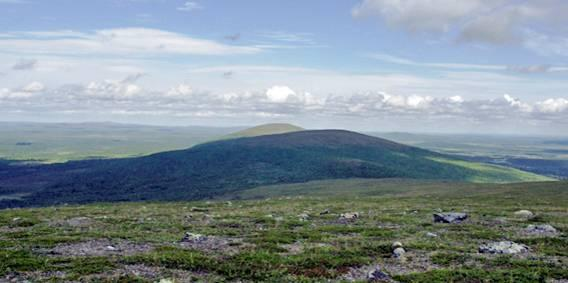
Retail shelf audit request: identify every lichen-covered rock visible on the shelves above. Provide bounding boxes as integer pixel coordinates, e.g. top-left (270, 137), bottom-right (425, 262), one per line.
top-left (433, 212), bottom-right (468, 223)
top-left (298, 213), bottom-right (310, 221)
top-left (479, 241), bottom-right (529, 254)
top-left (181, 232), bottom-right (206, 243)
top-left (340, 212), bottom-right (360, 220)
top-left (392, 241), bottom-right (403, 249)
top-left (514, 210), bottom-right (534, 219)
top-left (367, 266), bottom-right (392, 282)
top-left (525, 224), bottom-right (557, 235)
top-left (393, 247), bottom-right (406, 258)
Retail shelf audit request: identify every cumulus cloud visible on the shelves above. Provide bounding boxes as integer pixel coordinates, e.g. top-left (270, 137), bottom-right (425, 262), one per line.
top-left (266, 85), bottom-right (296, 103)
top-left (352, 0), bottom-right (568, 52)
top-left (2, 78), bottom-right (566, 126)
top-left (83, 74), bottom-right (144, 99)
top-left (166, 84), bottom-right (194, 98)
top-left (0, 81), bottom-right (45, 99)
top-left (0, 28), bottom-right (260, 57)
top-left (536, 98), bottom-right (568, 113)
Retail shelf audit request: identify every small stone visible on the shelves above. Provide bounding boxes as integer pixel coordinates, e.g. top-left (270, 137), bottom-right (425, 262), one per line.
top-left (159, 279), bottom-right (174, 283)
top-left (12, 217), bottom-right (21, 222)
top-left (479, 241), bottom-right (529, 254)
top-left (225, 201), bottom-right (233, 206)
top-left (514, 210), bottom-right (535, 219)
top-left (298, 213), bottom-right (310, 221)
top-left (392, 247), bottom-right (406, 258)
top-left (426, 232), bottom-right (438, 237)
top-left (525, 224), bottom-right (557, 234)
top-left (181, 232), bottom-right (206, 243)
top-left (367, 266), bottom-right (391, 282)
top-left (340, 212), bottom-right (360, 220)
top-left (433, 212), bottom-right (468, 223)
top-left (105, 245), bottom-right (117, 251)
top-left (274, 216), bottom-right (284, 222)
top-left (265, 214), bottom-right (273, 218)
top-left (320, 209), bottom-right (330, 215)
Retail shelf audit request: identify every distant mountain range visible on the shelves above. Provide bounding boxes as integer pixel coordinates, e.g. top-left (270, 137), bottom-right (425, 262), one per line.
top-left (0, 124), bottom-right (553, 208)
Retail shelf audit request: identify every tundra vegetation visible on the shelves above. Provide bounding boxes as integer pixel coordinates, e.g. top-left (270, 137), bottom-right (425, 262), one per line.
top-left (1, 179), bottom-right (566, 282)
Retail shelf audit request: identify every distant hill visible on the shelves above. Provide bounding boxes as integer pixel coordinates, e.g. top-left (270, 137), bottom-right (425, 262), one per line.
top-left (222, 123), bottom-right (304, 139)
top-left (0, 129), bottom-right (553, 208)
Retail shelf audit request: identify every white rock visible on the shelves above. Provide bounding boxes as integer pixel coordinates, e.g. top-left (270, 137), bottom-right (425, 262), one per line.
top-left (298, 213), bottom-right (310, 221)
top-left (479, 241), bottom-right (529, 254)
top-left (340, 212), bottom-right (360, 220)
top-left (514, 210), bottom-right (534, 219)
top-left (182, 232), bottom-right (206, 242)
top-left (392, 247), bottom-right (406, 258)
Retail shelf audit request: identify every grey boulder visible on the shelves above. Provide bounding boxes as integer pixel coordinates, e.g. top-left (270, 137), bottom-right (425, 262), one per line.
top-left (433, 212), bottom-right (468, 223)
top-left (367, 266), bottom-right (391, 282)
top-left (525, 224), bottom-right (557, 235)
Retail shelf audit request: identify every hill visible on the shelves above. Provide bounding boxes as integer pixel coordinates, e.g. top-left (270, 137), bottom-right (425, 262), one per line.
top-left (0, 129), bottom-right (553, 208)
top-left (222, 123), bottom-right (304, 139)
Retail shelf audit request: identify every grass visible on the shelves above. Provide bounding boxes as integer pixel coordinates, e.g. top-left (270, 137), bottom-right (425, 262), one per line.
top-left (0, 122), bottom-right (235, 163)
top-left (429, 157), bottom-right (554, 183)
top-left (0, 179), bottom-right (566, 282)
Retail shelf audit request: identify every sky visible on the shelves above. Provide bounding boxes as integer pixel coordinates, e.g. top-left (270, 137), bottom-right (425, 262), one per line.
top-left (0, 0), bottom-right (567, 135)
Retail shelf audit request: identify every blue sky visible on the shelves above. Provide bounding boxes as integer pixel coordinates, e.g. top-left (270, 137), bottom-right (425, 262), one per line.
top-left (0, 0), bottom-right (567, 134)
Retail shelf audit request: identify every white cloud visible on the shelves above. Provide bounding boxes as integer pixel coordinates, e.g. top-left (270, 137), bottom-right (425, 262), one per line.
top-left (177, 1), bottom-right (202, 12)
top-left (0, 28), bottom-right (261, 57)
top-left (166, 84), bottom-right (194, 97)
top-left (84, 75), bottom-right (143, 99)
top-left (367, 53), bottom-right (505, 71)
top-left (536, 98), bottom-right (568, 113)
top-left (258, 31), bottom-right (315, 44)
top-left (266, 85), bottom-right (296, 103)
top-left (0, 81), bottom-right (45, 99)
top-left (3, 77), bottom-right (566, 126)
top-left (21, 81), bottom-right (45, 92)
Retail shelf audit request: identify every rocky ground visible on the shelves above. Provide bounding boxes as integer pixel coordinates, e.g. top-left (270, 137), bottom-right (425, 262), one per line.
top-left (0, 180), bottom-right (566, 282)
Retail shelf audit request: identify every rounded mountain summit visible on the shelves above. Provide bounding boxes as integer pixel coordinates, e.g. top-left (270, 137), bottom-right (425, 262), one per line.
top-left (0, 123), bottom-right (553, 208)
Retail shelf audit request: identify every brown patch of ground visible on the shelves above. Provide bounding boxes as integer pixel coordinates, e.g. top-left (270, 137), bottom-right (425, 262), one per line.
top-left (46, 239), bottom-right (153, 257)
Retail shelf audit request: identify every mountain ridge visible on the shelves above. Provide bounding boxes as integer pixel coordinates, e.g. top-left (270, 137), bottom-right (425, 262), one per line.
top-left (0, 128), bottom-right (552, 208)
